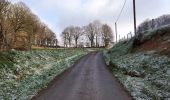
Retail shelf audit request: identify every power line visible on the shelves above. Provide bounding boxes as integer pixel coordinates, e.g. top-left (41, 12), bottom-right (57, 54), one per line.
top-left (115, 0), bottom-right (127, 43)
top-left (115, 0), bottom-right (127, 23)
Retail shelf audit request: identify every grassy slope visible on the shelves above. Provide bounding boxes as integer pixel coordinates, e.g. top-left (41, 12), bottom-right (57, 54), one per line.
top-left (0, 49), bottom-right (89, 100)
top-left (104, 25), bottom-right (170, 100)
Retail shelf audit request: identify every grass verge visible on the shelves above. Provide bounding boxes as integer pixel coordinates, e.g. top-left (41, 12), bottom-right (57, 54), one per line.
top-left (0, 49), bottom-right (89, 100)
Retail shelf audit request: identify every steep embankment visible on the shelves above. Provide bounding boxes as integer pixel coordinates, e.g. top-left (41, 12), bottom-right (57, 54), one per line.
top-left (135, 25), bottom-right (170, 56)
top-left (105, 25), bottom-right (170, 100)
top-left (0, 49), bottom-right (88, 100)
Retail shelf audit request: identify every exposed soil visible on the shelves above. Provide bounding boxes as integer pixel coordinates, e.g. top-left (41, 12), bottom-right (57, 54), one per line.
top-left (135, 32), bottom-right (170, 56)
top-left (32, 52), bottom-right (132, 100)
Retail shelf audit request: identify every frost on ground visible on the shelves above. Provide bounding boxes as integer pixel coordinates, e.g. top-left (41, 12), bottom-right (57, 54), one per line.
top-left (106, 53), bottom-right (170, 100)
top-left (0, 49), bottom-right (88, 100)
top-left (104, 47), bottom-right (170, 100)
top-left (104, 25), bottom-right (170, 100)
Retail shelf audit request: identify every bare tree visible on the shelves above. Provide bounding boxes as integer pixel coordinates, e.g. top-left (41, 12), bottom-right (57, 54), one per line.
top-left (102, 24), bottom-right (113, 47)
top-left (27, 14), bottom-right (40, 46)
top-left (0, 1), bottom-right (57, 51)
top-left (0, 0), bottom-right (10, 50)
top-left (67, 26), bottom-right (74, 47)
top-left (84, 23), bottom-right (95, 47)
top-left (72, 26), bottom-right (82, 48)
top-left (7, 2), bottom-right (31, 49)
top-left (62, 26), bottom-right (74, 47)
top-left (61, 20), bottom-right (114, 48)
top-left (93, 20), bottom-right (102, 47)
top-left (62, 31), bottom-right (68, 47)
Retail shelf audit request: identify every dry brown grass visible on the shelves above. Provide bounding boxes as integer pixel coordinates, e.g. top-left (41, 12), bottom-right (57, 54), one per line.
top-left (31, 45), bottom-right (57, 50)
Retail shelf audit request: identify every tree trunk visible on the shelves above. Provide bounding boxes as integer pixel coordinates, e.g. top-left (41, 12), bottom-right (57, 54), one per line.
top-left (91, 40), bottom-right (93, 47)
top-left (96, 35), bottom-right (98, 47)
top-left (69, 39), bottom-right (71, 47)
top-left (75, 39), bottom-right (78, 48)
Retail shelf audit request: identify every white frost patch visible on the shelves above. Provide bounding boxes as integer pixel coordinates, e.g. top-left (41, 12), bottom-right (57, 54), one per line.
top-left (0, 49), bottom-right (88, 100)
top-left (109, 53), bottom-right (170, 99)
top-left (33, 54), bottom-right (81, 76)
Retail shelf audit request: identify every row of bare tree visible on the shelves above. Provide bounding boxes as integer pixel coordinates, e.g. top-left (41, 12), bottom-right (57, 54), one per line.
top-left (137, 14), bottom-right (170, 33)
top-left (61, 21), bottom-right (113, 48)
top-left (0, 0), bottom-right (57, 51)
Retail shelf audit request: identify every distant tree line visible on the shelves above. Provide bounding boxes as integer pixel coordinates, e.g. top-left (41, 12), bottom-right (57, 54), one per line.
top-left (0, 0), bottom-right (57, 51)
top-left (137, 14), bottom-right (170, 33)
top-left (61, 20), bottom-right (113, 48)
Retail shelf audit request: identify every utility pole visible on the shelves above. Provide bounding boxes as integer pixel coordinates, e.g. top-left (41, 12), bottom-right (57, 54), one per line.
top-left (115, 22), bottom-right (118, 43)
top-left (133, 0), bottom-right (137, 35)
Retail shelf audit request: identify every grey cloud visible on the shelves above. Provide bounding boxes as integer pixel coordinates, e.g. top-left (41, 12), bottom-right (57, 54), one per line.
top-left (12, 0), bottom-right (170, 42)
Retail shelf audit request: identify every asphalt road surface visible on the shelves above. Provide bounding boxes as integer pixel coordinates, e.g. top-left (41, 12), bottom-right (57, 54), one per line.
top-left (32, 52), bottom-right (132, 100)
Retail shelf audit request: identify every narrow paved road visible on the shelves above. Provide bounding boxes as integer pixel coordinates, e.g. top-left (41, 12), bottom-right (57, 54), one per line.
top-left (32, 52), bottom-right (132, 100)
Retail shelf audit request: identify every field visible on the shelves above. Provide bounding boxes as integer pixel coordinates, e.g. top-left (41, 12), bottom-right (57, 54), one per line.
top-left (0, 49), bottom-right (89, 100)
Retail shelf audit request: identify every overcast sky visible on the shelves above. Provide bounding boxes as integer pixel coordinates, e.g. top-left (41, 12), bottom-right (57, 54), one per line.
top-left (12, 0), bottom-right (170, 43)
